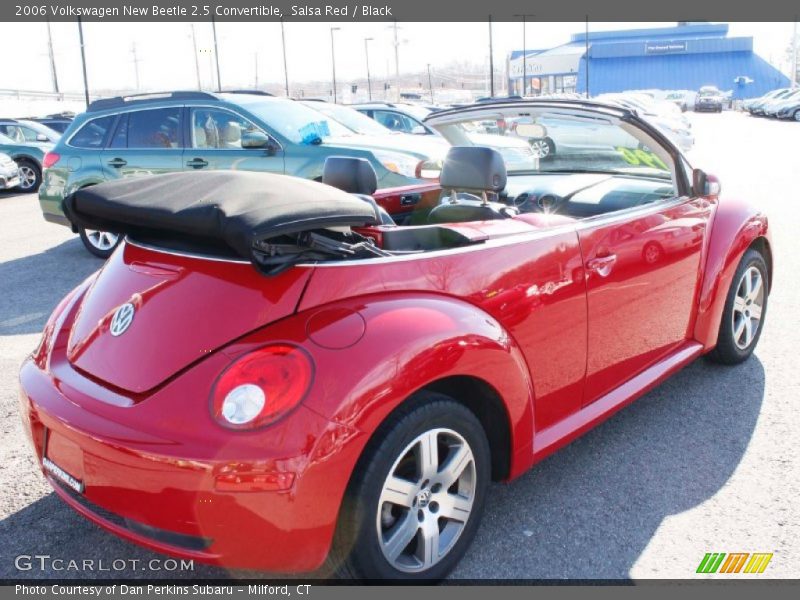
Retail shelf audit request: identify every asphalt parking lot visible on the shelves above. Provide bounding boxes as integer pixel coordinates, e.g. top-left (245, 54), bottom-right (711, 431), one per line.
top-left (1, 111), bottom-right (798, 581)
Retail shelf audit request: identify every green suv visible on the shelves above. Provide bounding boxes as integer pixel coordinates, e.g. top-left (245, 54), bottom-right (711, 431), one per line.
top-left (40, 91), bottom-right (438, 257)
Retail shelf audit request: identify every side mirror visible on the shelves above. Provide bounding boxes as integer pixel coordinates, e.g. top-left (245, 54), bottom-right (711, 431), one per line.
top-left (411, 125), bottom-right (427, 135)
top-left (36, 133), bottom-right (48, 142)
top-left (241, 131), bottom-right (270, 149)
top-left (693, 168), bottom-right (721, 198)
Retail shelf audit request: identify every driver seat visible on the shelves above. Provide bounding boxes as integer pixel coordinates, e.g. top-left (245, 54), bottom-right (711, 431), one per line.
top-left (322, 157), bottom-right (395, 225)
top-left (427, 146), bottom-right (516, 224)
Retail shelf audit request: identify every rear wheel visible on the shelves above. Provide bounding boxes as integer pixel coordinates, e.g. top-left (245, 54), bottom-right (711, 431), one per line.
top-left (530, 137), bottom-right (555, 160)
top-left (79, 228), bottom-right (121, 259)
top-left (15, 160), bottom-right (41, 193)
top-left (793, 110), bottom-right (800, 122)
top-left (331, 394), bottom-right (490, 581)
top-left (706, 249), bottom-right (768, 365)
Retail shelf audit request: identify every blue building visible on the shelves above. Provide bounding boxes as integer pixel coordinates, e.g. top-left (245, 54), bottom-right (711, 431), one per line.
top-left (508, 23), bottom-right (790, 99)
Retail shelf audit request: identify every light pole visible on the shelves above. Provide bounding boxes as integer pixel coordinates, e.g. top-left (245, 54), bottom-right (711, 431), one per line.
top-left (365, 37), bottom-right (374, 101)
top-left (427, 63), bottom-right (434, 103)
top-left (131, 42), bottom-right (141, 90)
top-left (190, 24), bottom-right (201, 90)
top-left (77, 17), bottom-right (90, 108)
top-left (46, 20), bottom-right (59, 94)
top-left (211, 17), bottom-right (221, 92)
top-left (330, 27), bottom-right (341, 103)
top-left (488, 15), bottom-right (494, 97)
top-left (281, 18), bottom-right (289, 96)
top-left (513, 13), bottom-right (534, 96)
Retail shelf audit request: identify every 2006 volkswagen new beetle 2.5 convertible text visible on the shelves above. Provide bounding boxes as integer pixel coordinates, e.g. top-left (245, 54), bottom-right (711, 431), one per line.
top-left (19, 100), bottom-right (772, 580)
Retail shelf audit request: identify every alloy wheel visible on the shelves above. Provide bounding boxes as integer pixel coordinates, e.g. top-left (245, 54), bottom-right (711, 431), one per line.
top-left (17, 165), bottom-right (38, 191)
top-left (732, 265), bottom-right (764, 350)
top-left (376, 428), bottom-right (477, 573)
top-left (530, 139), bottom-right (551, 158)
top-left (84, 229), bottom-right (120, 252)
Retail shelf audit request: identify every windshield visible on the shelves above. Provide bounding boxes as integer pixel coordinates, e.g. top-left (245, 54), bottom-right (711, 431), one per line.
top-left (18, 120), bottom-right (60, 139)
top-left (302, 102), bottom-right (392, 136)
top-left (245, 99), bottom-right (354, 143)
top-left (433, 110), bottom-right (673, 180)
top-left (699, 89), bottom-right (721, 97)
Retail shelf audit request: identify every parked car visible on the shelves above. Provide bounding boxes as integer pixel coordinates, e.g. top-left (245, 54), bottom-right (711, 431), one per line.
top-left (0, 151), bottom-right (21, 191)
top-left (773, 93), bottom-right (800, 121)
top-left (694, 86), bottom-right (724, 112)
top-left (0, 118), bottom-right (62, 143)
top-left (27, 115), bottom-right (74, 134)
top-left (20, 99), bottom-right (771, 580)
top-left (595, 94), bottom-right (694, 152)
top-left (745, 88), bottom-right (793, 115)
top-left (353, 101), bottom-right (537, 171)
top-left (762, 88), bottom-right (800, 118)
top-left (39, 91), bottom-right (443, 258)
top-left (0, 131), bottom-right (50, 192)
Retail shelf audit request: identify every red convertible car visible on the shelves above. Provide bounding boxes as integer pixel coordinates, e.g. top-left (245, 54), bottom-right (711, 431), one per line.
top-left (19, 100), bottom-right (771, 580)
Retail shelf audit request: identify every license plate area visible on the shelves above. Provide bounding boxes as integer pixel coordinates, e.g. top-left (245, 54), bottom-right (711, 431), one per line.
top-left (44, 430), bottom-right (85, 494)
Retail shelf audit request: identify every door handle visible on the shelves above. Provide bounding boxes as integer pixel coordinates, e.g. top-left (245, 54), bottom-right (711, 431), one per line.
top-left (107, 158), bottom-right (127, 168)
top-left (586, 254), bottom-right (617, 277)
top-left (186, 158), bottom-right (208, 169)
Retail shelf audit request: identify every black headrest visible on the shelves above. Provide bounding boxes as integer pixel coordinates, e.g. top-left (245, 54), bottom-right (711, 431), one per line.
top-left (440, 146), bottom-right (507, 193)
top-left (323, 156), bottom-right (378, 195)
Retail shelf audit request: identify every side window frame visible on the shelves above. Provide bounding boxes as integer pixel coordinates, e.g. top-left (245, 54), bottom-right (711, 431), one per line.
top-left (187, 106), bottom-right (280, 151)
top-left (124, 107), bottom-right (184, 150)
top-left (67, 114), bottom-right (119, 150)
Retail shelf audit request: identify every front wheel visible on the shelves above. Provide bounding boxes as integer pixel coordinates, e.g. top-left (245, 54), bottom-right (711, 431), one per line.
top-left (530, 137), bottom-right (555, 160)
top-left (793, 110), bottom-right (800, 122)
top-left (79, 227), bottom-right (121, 259)
top-left (706, 248), bottom-right (768, 365)
top-left (331, 394), bottom-right (490, 581)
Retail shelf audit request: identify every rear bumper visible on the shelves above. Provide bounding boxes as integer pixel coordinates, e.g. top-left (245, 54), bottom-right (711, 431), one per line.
top-left (18, 355), bottom-right (360, 573)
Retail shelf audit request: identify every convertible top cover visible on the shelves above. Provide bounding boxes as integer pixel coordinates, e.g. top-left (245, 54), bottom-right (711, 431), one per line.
top-left (63, 171), bottom-right (381, 261)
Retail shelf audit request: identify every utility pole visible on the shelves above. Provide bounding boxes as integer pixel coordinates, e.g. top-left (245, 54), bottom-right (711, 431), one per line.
top-left (488, 15), bottom-right (494, 97)
top-left (513, 14), bottom-right (534, 96)
top-left (792, 20), bottom-right (798, 87)
top-left (190, 24), bottom-right (201, 90)
top-left (46, 20), bottom-right (59, 94)
top-left (427, 64), bottom-right (434, 103)
top-left (131, 42), bottom-right (141, 90)
top-left (585, 16), bottom-right (590, 97)
top-left (211, 16), bottom-right (222, 92)
top-left (365, 37), bottom-right (374, 101)
top-left (77, 17), bottom-right (90, 108)
top-left (254, 52), bottom-right (259, 89)
top-left (392, 21), bottom-right (401, 101)
top-left (280, 18), bottom-right (289, 96)
top-left (330, 27), bottom-right (341, 103)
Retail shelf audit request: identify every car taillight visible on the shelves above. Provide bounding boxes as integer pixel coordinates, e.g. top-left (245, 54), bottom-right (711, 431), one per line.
top-left (42, 152), bottom-right (60, 169)
top-left (210, 344), bottom-right (314, 430)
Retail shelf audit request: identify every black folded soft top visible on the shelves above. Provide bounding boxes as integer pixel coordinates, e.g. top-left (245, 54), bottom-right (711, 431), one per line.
top-left (63, 171), bottom-right (381, 261)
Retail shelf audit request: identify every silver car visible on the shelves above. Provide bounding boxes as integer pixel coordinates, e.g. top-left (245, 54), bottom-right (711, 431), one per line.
top-left (0, 152), bottom-right (20, 191)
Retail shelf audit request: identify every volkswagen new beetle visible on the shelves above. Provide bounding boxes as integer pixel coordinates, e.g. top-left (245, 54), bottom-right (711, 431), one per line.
top-left (19, 100), bottom-right (771, 580)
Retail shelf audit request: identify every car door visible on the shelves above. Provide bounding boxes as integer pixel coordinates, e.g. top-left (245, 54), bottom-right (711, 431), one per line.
top-left (183, 107), bottom-right (285, 174)
top-left (102, 107), bottom-right (184, 180)
top-left (578, 194), bottom-right (713, 406)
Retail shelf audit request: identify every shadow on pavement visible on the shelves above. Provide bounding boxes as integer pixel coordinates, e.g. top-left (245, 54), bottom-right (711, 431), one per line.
top-left (453, 356), bottom-right (765, 579)
top-left (0, 238), bottom-right (100, 336)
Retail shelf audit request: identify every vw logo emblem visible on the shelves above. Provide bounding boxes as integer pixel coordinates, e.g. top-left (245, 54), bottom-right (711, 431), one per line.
top-left (109, 303), bottom-right (135, 337)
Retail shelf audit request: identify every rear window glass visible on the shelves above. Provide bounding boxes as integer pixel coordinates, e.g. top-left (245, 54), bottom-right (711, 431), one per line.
top-left (70, 116), bottom-right (116, 149)
top-left (127, 108), bottom-right (182, 148)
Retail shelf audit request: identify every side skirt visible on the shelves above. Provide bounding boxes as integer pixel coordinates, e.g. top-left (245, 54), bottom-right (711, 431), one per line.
top-left (532, 342), bottom-right (704, 463)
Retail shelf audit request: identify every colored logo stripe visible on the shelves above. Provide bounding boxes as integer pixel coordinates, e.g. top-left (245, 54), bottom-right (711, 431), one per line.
top-left (696, 552), bottom-right (773, 574)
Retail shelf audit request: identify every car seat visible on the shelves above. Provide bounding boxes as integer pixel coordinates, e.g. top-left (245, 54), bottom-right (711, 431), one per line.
top-left (219, 122), bottom-right (242, 149)
top-left (427, 146), bottom-right (517, 224)
top-left (322, 156), bottom-right (395, 225)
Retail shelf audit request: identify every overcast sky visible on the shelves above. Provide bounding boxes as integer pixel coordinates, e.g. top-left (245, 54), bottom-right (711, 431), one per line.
top-left (0, 21), bottom-right (795, 94)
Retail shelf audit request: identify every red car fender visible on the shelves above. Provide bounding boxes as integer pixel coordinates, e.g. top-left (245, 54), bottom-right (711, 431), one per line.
top-left (694, 197), bottom-right (772, 350)
top-left (225, 293), bottom-right (537, 482)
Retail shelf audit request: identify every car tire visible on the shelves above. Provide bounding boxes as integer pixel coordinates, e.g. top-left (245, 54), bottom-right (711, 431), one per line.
top-left (330, 392), bottom-right (491, 581)
top-left (706, 248), bottom-right (769, 365)
top-left (15, 159), bottom-right (41, 193)
top-left (530, 137), bottom-right (555, 161)
top-left (79, 227), bottom-right (121, 259)
top-left (793, 110), bottom-right (800, 123)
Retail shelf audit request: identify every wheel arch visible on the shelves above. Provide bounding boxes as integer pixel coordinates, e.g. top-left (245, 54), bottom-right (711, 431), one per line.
top-left (694, 198), bottom-right (772, 350)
